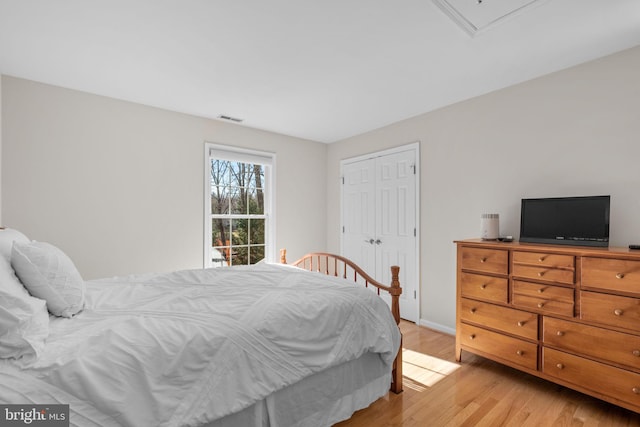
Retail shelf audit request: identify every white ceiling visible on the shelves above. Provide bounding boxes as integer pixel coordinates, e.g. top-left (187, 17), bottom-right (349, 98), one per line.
top-left (1, 1), bottom-right (639, 143)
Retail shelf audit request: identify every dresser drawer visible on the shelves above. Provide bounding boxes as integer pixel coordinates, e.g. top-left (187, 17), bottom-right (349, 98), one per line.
top-left (543, 317), bottom-right (640, 370)
top-left (513, 251), bottom-right (575, 269)
top-left (460, 247), bottom-right (508, 275)
top-left (461, 298), bottom-right (538, 340)
top-left (512, 264), bottom-right (574, 285)
top-left (581, 291), bottom-right (640, 331)
top-left (513, 280), bottom-right (574, 301)
top-left (582, 257), bottom-right (640, 295)
top-left (513, 280), bottom-right (574, 317)
top-left (543, 347), bottom-right (640, 409)
top-left (460, 272), bottom-right (508, 303)
top-left (460, 323), bottom-right (537, 370)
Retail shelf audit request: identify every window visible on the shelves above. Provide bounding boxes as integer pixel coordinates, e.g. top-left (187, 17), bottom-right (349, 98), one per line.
top-left (204, 144), bottom-right (275, 268)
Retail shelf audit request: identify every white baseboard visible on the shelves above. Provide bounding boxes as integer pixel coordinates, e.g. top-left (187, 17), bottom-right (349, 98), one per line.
top-left (418, 318), bottom-right (455, 336)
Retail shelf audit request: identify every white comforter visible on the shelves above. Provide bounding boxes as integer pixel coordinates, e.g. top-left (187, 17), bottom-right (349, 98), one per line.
top-left (0, 263), bottom-right (401, 427)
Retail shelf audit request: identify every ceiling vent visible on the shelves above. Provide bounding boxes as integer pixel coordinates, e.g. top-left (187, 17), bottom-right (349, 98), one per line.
top-left (217, 114), bottom-right (244, 123)
top-left (433, 0), bottom-right (550, 36)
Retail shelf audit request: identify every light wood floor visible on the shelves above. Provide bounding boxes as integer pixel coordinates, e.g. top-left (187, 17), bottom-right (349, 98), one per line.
top-left (335, 321), bottom-right (640, 427)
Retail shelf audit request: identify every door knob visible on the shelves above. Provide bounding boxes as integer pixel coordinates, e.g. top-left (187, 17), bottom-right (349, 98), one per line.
top-left (375, 239), bottom-right (382, 245)
top-left (364, 239), bottom-right (375, 244)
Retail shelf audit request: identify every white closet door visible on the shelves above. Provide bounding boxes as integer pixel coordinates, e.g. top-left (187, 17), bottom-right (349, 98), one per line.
top-left (375, 150), bottom-right (417, 322)
top-left (342, 159), bottom-right (376, 275)
top-left (342, 148), bottom-right (418, 322)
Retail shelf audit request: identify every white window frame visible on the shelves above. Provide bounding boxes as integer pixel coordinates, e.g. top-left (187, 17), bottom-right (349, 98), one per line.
top-left (203, 143), bottom-right (276, 267)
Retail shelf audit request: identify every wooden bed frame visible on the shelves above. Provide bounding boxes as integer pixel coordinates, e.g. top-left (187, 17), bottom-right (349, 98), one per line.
top-left (280, 249), bottom-right (403, 394)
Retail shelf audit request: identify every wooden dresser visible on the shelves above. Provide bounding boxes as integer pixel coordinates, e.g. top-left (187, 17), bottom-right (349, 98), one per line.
top-left (455, 239), bottom-right (640, 413)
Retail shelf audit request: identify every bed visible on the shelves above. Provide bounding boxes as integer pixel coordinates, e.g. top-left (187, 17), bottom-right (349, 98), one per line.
top-left (0, 228), bottom-right (402, 427)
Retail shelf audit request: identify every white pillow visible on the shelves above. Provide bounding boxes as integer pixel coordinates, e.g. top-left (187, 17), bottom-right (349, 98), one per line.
top-left (0, 228), bottom-right (49, 361)
top-left (11, 241), bottom-right (86, 318)
top-left (0, 228), bottom-right (30, 258)
top-left (0, 228), bottom-right (30, 296)
top-left (0, 292), bottom-right (48, 360)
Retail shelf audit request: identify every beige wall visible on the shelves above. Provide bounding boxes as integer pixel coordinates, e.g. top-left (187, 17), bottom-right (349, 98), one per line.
top-left (1, 76), bottom-right (327, 279)
top-left (327, 45), bottom-right (640, 332)
top-left (3, 45), bottom-right (639, 332)
top-left (0, 76), bottom-right (2, 224)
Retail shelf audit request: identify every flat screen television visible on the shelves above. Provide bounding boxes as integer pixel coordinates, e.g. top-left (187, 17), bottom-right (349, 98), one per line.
top-left (519, 195), bottom-right (610, 247)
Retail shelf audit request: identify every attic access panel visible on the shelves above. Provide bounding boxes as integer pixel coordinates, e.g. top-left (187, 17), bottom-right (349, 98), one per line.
top-left (433, 0), bottom-right (549, 36)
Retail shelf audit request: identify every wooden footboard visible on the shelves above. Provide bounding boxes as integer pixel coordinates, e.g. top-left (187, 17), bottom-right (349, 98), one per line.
top-left (280, 249), bottom-right (403, 394)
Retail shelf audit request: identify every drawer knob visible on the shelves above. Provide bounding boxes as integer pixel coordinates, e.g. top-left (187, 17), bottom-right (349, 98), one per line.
top-left (517, 321), bottom-right (525, 327)
top-left (556, 363), bottom-right (564, 369)
top-left (556, 331), bottom-right (565, 337)
top-left (480, 284), bottom-right (487, 289)
top-left (480, 257), bottom-right (487, 263)
top-left (616, 272), bottom-right (625, 279)
top-left (633, 387), bottom-right (640, 395)
top-left (537, 288), bottom-right (544, 294)
top-left (470, 334), bottom-right (476, 340)
top-left (632, 350), bottom-right (640, 357)
top-left (470, 308), bottom-right (477, 314)
top-left (537, 271), bottom-right (545, 277)
top-left (516, 350), bottom-right (523, 356)
top-left (538, 256), bottom-right (546, 262)
top-left (614, 309), bottom-right (624, 316)
top-left (538, 302), bottom-right (545, 308)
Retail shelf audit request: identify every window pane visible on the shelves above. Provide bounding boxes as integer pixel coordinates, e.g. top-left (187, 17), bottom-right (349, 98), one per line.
top-left (212, 218), bottom-right (231, 247)
top-left (234, 246), bottom-right (248, 265)
top-left (211, 159), bottom-right (231, 187)
top-left (230, 162), bottom-right (242, 186)
top-left (250, 246), bottom-right (265, 264)
top-left (231, 219), bottom-right (248, 245)
top-left (249, 219), bottom-right (265, 244)
top-left (211, 186), bottom-right (230, 215)
top-left (252, 164), bottom-right (264, 190)
top-left (247, 188), bottom-right (264, 214)
top-left (230, 186), bottom-right (245, 215)
top-left (221, 246), bottom-right (232, 266)
top-left (210, 247), bottom-right (227, 268)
